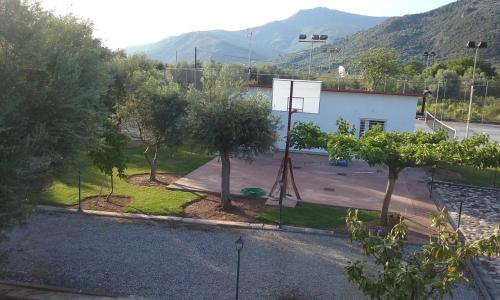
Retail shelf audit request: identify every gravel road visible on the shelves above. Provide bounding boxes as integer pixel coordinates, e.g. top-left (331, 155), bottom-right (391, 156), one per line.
top-left (0, 212), bottom-right (481, 299)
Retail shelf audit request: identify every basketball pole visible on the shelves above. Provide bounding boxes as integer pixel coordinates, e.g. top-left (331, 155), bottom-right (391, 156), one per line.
top-left (278, 81), bottom-right (294, 228)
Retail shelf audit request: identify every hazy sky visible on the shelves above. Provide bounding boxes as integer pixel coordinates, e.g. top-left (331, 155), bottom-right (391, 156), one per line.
top-left (40, 0), bottom-right (456, 49)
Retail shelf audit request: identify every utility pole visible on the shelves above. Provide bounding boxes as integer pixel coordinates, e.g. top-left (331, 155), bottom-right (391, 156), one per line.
top-left (194, 47), bottom-right (197, 69)
top-left (175, 50), bottom-right (178, 65)
top-left (194, 47), bottom-right (197, 89)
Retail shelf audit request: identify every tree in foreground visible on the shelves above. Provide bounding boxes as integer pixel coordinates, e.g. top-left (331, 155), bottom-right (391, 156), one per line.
top-left (290, 120), bottom-right (499, 226)
top-left (188, 66), bottom-right (278, 209)
top-left (345, 209), bottom-right (499, 299)
top-left (0, 1), bottom-right (111, 237)
top-left (119, 68), bottom-right (187, 181)
top-left (89, 120), bottom-right (128, 201)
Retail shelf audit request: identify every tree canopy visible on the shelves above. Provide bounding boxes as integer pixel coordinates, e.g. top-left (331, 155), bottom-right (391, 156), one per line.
top-left (0, 0), bottom-right (111, 237)
top-left (355, 48), bottom-right (400, 90)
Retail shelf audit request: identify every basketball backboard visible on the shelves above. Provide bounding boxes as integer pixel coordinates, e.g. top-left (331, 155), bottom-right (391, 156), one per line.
top-left (272, 78), bottom-right (321, 114)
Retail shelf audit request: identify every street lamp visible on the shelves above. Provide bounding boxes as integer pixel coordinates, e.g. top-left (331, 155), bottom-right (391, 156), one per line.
top-left (298, 34), bottom-right (328, 78)
top-left (235, 236), bottom-right (244, 300)
top-left (465, 41), bottom-right (487, 138)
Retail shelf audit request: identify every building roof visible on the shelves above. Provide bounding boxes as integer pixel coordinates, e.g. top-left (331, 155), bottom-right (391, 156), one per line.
top-left (247, 84), bottom-right (421, 97)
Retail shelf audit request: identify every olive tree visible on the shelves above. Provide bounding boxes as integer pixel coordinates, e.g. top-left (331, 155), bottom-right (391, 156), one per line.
top-left (188, 66), bottom-right (278, 209)
top-left (119, 68), bottom-right (187, 181)
top-left (0, 1), bottom-right (111, 237)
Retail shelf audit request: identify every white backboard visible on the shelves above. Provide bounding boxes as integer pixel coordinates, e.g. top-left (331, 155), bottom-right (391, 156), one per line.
top-left (272, 78), bottom-right (321, 113)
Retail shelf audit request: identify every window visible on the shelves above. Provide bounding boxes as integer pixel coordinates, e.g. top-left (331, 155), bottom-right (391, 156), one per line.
top-left (359, 119), bottom-right (385, 136)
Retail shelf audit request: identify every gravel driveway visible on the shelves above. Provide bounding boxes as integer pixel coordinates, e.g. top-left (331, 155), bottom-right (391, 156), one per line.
top-left (0, 212), bottom-right (481, 299)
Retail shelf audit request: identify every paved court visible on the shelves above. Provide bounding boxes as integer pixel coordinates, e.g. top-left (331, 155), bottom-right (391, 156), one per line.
top-left (169, 152), bottom-right (439, 240)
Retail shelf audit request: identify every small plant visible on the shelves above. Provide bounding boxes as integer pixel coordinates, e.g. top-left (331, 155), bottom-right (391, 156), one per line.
top-left (345, 209), bottom-right (499, 300)
top-left (89, 120), bottom-right (129, 201)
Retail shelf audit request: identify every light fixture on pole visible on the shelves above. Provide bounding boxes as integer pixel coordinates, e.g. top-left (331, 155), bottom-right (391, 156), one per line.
top-left (465, 41), bottom-right (487, 138)
top-left (422, 51), bottom-right (436, 68)
top-left (298, 34), bottom-right (328, 78)
top-left (235, 236), bottom-right (244, 300)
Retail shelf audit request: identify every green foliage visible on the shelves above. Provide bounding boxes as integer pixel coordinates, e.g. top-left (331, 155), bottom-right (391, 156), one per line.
top-left (289, 122), bottom-right (328, 150)
top-left (89, 119), bottom-right (129, 179)
top-left (345, 209), bottom-right (500, 299)
top-left (326, 119), bottom-right (358, 162)
top-left (39, 145), bottom-right (204, 214)
top-left (188, 65), bottom-right (278, 157)
top-left (355, 48), bottom-right (400, 90)
top-left (0, 0), bottom-right (110, 236)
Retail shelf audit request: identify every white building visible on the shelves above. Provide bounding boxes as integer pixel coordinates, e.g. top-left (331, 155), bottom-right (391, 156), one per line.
top-left (248, 84), bottom-right (418, 151)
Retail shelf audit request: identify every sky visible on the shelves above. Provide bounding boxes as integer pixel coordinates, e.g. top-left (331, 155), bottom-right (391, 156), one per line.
top-left (40, 0), bottom-right (456, 50)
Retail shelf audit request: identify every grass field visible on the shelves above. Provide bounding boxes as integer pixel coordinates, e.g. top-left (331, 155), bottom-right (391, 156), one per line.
top-left (258, 202), bottom-right (380, 229)
top-left (39, 143), bottom-right (213, 215)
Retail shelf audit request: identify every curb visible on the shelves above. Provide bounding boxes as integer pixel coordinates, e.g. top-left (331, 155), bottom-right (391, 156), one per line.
top-left (0, 279), bottom-right (144, 299)
top-left (429, 188), bottom-right (494, 300)
top-left (36, 205), bottom-right (336, 237)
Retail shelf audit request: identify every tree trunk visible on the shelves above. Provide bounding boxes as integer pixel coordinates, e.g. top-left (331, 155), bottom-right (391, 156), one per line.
top-left (106, 173), bottom-right (114, 201)
top-left (380, 169), bottom-right (397, 226)
top-left (220, 152), bottom-right (231, 209)
top-left (149, 143), bottom-right (160, 182)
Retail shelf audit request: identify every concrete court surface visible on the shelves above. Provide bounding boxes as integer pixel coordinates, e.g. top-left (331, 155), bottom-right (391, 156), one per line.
top-left (169, 152), bottom-right (438, 239)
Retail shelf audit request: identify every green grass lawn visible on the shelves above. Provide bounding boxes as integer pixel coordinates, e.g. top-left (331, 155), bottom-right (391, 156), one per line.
top-left (440, 165), bottom-right (499, 187)
top-left (258, 202), bottom-right (380, 229)
top-left (39, 143), bottom-right (213, 215)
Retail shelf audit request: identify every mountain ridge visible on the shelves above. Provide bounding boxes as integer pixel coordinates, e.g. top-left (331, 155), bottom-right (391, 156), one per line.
top-left (278, 0), bottom-right (500, 71)
top-left (125, 7), bottom-right (387, 64)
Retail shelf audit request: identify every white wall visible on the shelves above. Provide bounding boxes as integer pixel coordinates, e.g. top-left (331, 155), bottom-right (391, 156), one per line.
top-left (248, 87), bottom-right (417, 151)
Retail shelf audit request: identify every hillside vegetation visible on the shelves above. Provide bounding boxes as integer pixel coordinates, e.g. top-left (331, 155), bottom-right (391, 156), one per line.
top-left (279, 0), bottom-right (500, 71)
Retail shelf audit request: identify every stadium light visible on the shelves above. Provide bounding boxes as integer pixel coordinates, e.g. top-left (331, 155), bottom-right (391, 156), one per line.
top-left (298, 33), bottom-right (328, 78)
top-left (465, 41), bottom-right (488, 138)
top-left (423, 51), bottom-right (436, 67)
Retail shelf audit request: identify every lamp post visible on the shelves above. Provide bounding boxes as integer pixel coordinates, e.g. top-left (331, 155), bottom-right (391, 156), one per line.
top-left (465, 41), bottom-right (487, 138)
top-left (298, 34), bottom-right (328, 78)
top-left (235, 236), bottom-right (244, 300)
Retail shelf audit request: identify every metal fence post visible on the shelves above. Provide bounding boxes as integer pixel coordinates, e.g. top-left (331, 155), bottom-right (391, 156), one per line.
top-left (457, 192), bottom-right (465, 229)
top-left (78, 169), bottom-right (82, 212)
top-left (429, 165), bottom-right (436, 199)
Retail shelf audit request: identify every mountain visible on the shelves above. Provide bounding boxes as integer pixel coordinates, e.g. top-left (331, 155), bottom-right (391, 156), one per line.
top-left (125, 7), bottom-right (386, 64)
top-left (278, 0), bottom-right (500, 71)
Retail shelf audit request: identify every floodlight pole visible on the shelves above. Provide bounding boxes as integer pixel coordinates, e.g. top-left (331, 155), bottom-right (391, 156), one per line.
top-left (278, 80), bottom-right (294, 228)
top-left (465, 47), bottom-right (479, 138)
top-left (308, 43), bottom-right (314, 78)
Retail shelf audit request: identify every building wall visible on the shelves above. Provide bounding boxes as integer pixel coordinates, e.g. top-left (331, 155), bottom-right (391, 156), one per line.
top-left (248, 87), bottom-right (418, 152)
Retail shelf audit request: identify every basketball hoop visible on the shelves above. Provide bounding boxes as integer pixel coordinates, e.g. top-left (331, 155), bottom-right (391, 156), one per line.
top-left (270, 78), bottom-right (322, 227)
